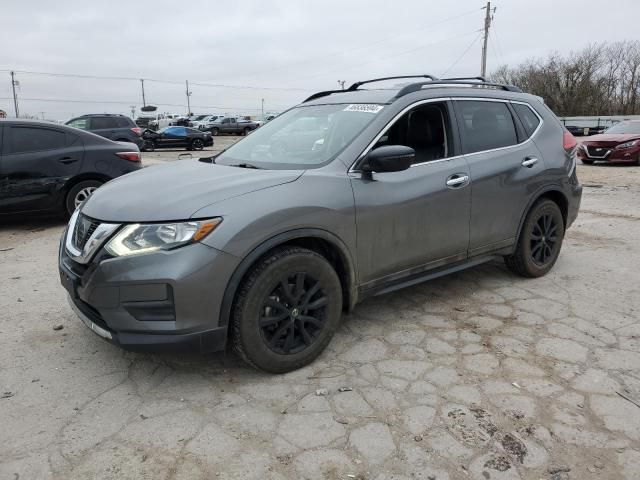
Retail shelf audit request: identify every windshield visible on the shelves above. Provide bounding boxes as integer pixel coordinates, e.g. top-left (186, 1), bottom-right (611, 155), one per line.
top-left (215, 103), bottom-right (383, 169)
top-left (194, 115), bottom-right (208, 121)
top-left (605, 122), bottom-right (640, 134)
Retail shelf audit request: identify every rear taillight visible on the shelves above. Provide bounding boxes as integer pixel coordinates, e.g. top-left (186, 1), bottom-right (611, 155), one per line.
top-left (131, 127), bottom-right (142, 136)
top-left (116, 151), bottom-right (141, 162)
top-left (563, 131), bottom-right (577, 151)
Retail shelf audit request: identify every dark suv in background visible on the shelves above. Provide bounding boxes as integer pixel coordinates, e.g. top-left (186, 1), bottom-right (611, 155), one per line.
top-left (59, 75), bottom-right (582, 373)
top-left (66, 114), bottom-right (143, 148)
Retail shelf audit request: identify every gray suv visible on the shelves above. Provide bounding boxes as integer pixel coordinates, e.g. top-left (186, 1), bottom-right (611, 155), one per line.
top-left (59, 75), bottom-right (582, 373)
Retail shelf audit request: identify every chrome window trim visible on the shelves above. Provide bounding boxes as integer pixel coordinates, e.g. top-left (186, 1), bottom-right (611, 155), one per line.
top-left (65, 209), bottom-right (120, 264)
top-left (349, 97), bottom-right (451, 173)
top-left (509, 100), bottom-right (544, 140)
top-left (349, 96), bottom-right (545, 173)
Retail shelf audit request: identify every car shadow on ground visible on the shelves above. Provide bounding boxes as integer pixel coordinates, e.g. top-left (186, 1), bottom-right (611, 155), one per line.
top-left (121, 259), bottom-right (514, 379)
top-left (0, 214), bottom-right (67, 233)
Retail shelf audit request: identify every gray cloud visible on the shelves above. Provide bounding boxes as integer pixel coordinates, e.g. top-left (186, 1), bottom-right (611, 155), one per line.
top-left (1, 0), bottom-right (638, 120)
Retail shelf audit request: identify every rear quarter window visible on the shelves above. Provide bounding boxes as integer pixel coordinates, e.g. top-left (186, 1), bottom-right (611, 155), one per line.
top-left (512, 103), bottom-right (541, 138)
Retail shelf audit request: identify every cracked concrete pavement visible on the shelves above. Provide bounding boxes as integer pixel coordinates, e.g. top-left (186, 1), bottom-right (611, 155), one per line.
top-left (1, 160), bottom-right (639, 480)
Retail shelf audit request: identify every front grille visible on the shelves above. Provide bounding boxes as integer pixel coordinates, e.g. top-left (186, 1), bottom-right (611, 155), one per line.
top-left (73, 215), bottom-right (101, 251)
top-left (586, 146), bottom-right (610, 158)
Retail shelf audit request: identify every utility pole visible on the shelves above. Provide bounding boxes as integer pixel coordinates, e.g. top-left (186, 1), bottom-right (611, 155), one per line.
top-left (261, 98), bottom-right (264, 120)
top-left (185, 80), bottom-right (192, 115)
top-left (480, 2), bottom-right (496, 78)
top-left (337, 80), bottom-right (346, 90)
top-left (140, 79), bottom-right (146, 107)
top-left (10, 71), bottom-right (19, 117)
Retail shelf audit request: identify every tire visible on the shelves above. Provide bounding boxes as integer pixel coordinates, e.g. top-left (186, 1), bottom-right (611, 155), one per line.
top-left (243, 127), bottom-right (251, 136)
top-left (142, 140), bottom-right (155, 152)
top-left (231, 246), bottom-right (343, 373)
top-left (212, 128), bottom-right (219, 136)
top-left (581, 159), bottom-right (594, 165)
top-left (191, 138), bottom-right (204, 150)
top-left (65, 180), bottom-right (103, 216)
top-left (504, 199), bottom-right (565, 278)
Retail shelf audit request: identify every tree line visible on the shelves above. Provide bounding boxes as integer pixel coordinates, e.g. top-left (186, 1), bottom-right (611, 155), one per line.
top-left (491, 41), bottom-right (640, 116)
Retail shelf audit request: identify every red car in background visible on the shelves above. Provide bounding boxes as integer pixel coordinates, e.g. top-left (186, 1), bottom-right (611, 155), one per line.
top-left (578, 120), bottom-right (640, 165)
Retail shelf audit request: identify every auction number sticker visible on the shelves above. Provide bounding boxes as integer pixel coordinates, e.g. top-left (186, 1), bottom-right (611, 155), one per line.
top-left (343, 104), bottom-right (384, 114)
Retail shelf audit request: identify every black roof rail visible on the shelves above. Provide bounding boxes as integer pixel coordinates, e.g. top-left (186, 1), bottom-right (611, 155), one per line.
top-left (303, 75), bottom-right (521, 103)
top-left (395, 80), bottom-right (522, 98)
top-left (303, 89), bottom-right (348, 103)
top-left (347, 74), bottom-right (439, 91)
top-left (442, 76), bottom-right (488, 82)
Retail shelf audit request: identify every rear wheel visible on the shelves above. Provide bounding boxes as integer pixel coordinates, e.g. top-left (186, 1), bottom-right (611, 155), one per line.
top-left (504, 199), bottom-right (564, 278)
top-left (65, 180), bottom-right (103, 216)
top-left (231, 247), bottom-right (342, 373)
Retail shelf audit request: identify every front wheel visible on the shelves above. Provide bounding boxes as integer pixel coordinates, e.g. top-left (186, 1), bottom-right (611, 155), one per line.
top-left (243, 127), bottom-right (251, 136)
top-left (65, 180), bottom-right (103, 216)
top-left (211, 128), bottom-right (219, 136)
top-left (231, 247), bottom-right (343, 373)
top-left (504, 199), bottom-right (565, 278)
top-left (191, 138), bottom-right (204, 150)
top-left (142, 140), bottom-right (155, 152)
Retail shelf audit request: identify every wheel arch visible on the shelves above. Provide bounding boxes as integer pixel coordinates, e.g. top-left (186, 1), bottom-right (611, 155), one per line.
top-left (63, 173), bottom-right (111, 196)
top-left (218, 229), bottom-right (358, 330)
top-left (515, 186), bottom-right (569, 245)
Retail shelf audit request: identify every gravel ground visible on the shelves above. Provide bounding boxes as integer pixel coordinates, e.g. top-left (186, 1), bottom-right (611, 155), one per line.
top-left (0, 156), bottom-right (639, 480)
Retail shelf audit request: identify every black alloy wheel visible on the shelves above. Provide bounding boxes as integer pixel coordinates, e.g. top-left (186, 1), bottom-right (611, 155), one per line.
top-left (530, 213), bottom-right (558, 266)
top-left (259, 272), bottom-right (329, 355)
top-left (504, 199), bottom-right (564, 278)
top-left (192, 138), bottom-right (204, 150)
top-left (231, 246), bottom-right (342, 373)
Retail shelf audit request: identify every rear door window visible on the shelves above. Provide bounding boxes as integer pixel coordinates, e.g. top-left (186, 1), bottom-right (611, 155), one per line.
top-left (91, 117), bottom-right (117, 129)
top-left (455, 100), bottom-right (518, 154)
top-left (9, 126), bottom-right (67, 154)
top-left (512, 103), bottom-right (541, 138)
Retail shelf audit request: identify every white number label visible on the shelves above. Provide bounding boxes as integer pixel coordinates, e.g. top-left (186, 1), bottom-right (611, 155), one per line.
top-left (343, 104), bottom-right (384, 114)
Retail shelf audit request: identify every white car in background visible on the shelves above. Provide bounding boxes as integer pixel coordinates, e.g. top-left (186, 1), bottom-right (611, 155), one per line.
top-left (148, 113), bottom-right (182, 130)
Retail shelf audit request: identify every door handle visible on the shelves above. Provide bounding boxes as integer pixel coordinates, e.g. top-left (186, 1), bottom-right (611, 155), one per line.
top-left (58, 157), bottom-right (78, 165)
top-left (522, 156), bottom-right (538, 168)
top-left (446, 174), bottom-right (470, 188)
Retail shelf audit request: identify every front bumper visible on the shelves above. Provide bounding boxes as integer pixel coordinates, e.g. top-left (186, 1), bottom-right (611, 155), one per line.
top-left (59, 232), bottom-right (240, 352)
top-left (578, 145), bottom-right (640, 162)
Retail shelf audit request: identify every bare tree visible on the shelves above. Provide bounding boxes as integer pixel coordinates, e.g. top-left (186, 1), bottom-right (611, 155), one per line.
top-left (490, 41), bottom-right (640, 116)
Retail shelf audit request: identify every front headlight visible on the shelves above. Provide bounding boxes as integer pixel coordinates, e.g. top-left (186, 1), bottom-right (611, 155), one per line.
top-left (105, 218), bottom-right (221, 257)
top-left (616, 140), bottom-right (638, 149)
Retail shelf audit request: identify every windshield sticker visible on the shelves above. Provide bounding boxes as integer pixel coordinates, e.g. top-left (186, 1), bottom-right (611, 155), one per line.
top-left (343, 104), bottom-right (384, 114)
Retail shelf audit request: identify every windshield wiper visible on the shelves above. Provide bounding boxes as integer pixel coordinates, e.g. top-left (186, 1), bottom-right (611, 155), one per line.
top-left (230, 163), bottom-right (262, 169)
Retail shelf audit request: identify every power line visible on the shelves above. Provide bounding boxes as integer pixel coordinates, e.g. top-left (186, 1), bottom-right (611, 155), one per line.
top-left (292, 29), bottom-right (482, 82)
top-left (441, 32), bottom-right (484, 77)
top-left (0, 96), bottom-right (293, 112)
top-left (218, 8), bottom-right (482, 81)
top-left (0, 69), bottom-right (313, 92)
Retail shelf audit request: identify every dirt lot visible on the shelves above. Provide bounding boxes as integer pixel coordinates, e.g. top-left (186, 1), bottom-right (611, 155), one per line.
top-left (1, 151), bottom-right (639, 479)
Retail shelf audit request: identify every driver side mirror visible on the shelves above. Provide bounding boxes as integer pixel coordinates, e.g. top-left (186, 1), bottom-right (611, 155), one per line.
top-left (362, 145), bottom-right (414, 173)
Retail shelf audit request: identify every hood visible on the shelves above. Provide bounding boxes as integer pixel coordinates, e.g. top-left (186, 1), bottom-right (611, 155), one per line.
top-left (81, 159), bottom-right (303, 222)
top-left (583, 133), bottom-right (640, 145)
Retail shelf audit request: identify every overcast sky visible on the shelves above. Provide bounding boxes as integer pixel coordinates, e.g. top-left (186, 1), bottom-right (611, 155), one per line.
top-left (1, 0), bottom-right (638, 120)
